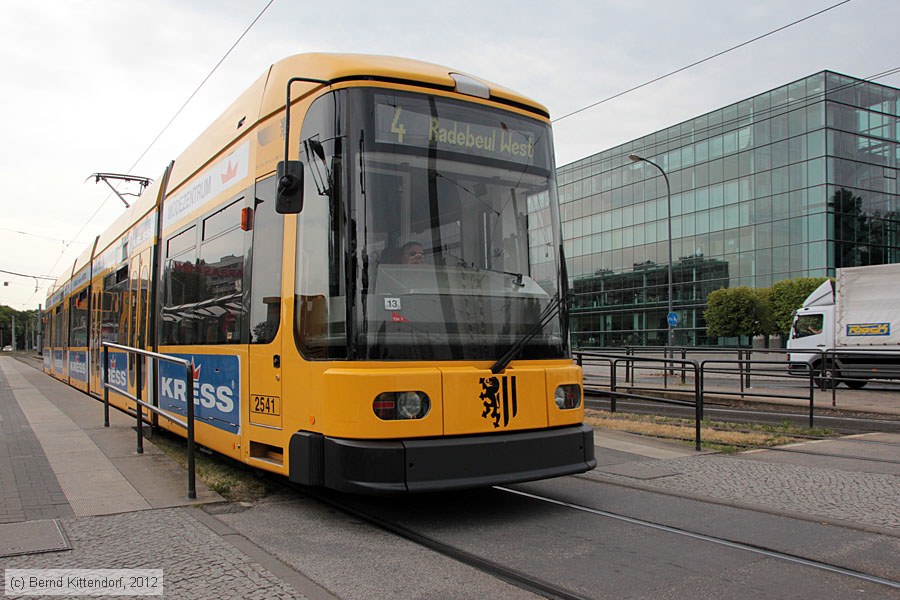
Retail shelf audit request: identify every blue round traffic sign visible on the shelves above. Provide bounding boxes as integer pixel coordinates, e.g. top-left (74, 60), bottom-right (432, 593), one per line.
top-left (667, 311), bottom-right (679, 327)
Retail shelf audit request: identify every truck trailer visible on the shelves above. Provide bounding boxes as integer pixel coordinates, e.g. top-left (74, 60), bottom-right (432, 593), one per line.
top-left (787, 263), bottom-right (900, 389)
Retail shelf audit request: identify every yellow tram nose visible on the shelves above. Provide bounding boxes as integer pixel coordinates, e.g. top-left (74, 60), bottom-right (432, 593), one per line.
top-left (322, 363), bottom-right (583, 438)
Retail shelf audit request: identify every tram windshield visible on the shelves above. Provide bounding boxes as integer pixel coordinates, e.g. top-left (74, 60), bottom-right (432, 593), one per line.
top-left (293, 89), bottom-right (567, 361)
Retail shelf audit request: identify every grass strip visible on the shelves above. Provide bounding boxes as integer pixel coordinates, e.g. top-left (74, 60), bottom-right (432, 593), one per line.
top-left (585, 408), bottom-right (836, 453)
top-left (149, 429), bottom-right (276, 502)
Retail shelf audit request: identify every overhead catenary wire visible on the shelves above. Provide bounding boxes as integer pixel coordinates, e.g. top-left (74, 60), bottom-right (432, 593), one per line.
top-left (0, 227), bottom-right (88, 246)
top-left (559, 64), bottom-right (900, 174)
top-left (45, 0), bottom-right (276, 281)
top-left (552, 0), bottom-right (854, 124)
top-left (0, 269), bottom-right (57, 281)
top-left (1, 269), bottom-right (57, 310)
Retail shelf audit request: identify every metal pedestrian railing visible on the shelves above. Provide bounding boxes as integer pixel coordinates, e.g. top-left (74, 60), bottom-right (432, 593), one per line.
top-left (698, 358), bottom-right (816, 427)
top-left (575, 347), bottom-right (829, 447)
top-left (101, 342), bottom-right (196, 499)
top-left (576, 352), bottom-right (704, 450)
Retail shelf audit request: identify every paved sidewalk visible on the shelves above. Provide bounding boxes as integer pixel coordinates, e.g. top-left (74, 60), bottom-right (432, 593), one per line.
top-left (0, 357), bottom-right (324, 599)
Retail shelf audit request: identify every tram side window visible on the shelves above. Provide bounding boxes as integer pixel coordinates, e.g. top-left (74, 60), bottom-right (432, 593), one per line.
top-left (69, 289), bottom-right (89, 347)
top-left (250, 176), bottom-right (283, 344)
top-left (161, 199), bottom-right (248, 345)
top-left (103, 267), bottom-right (129, 344)
top-left (161, 226), bottom-right (199, 345)
top-left (196, 199), bottom-right (247, 344)
top-left (43, 314), bottom-right (51, 352)
top-left (53, 305), bottom-right (65, 346)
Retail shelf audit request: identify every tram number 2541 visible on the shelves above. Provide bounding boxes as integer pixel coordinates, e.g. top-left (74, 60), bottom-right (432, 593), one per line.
top-left (251, 395), bottom-right (281, 416)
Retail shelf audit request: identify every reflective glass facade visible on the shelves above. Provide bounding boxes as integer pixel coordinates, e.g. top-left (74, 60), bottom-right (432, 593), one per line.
top-left (558, 71), bottom-right (900, 347)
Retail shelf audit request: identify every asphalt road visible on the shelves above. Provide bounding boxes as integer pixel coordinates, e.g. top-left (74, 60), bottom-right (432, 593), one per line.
top-left (211, 436), bottom-right (900, 599)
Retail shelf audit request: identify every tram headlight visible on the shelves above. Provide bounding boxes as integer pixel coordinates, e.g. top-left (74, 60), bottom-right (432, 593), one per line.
top-left (373, 391), bottom-right (431, 420)
top-left (554, 384), bottom-right (581, 410)
top-left (397, 391), bottom-right (426, 419)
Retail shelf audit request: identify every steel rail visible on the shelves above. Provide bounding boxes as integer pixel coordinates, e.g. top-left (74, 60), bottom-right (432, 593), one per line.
top-left (585, 396), bottom-right (900, 433)
top-left (292, 486), bottom-right (593, 600)
top-left (497, 486), bottom-right (900, 591)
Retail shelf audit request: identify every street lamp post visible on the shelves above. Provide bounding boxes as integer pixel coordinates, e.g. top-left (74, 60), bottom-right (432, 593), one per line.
top-left (628, 154), bottom-right (675, 350)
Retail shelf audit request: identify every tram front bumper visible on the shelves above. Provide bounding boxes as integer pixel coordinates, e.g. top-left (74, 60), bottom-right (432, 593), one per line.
top-left (289, 424), bottom-right (597, 494)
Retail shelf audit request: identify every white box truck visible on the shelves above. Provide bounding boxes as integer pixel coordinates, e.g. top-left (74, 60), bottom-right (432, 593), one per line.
top-left (787, 263), bottom-right (900, 388)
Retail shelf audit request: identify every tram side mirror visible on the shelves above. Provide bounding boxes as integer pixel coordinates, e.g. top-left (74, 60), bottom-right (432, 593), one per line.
top-left (276, 160), bottom-right (304, 213)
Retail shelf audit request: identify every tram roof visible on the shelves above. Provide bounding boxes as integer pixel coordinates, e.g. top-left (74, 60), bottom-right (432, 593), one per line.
top-left (167, 52), bottom-right (549, 194)
top-left (263, 53), bottom-right (547, 116)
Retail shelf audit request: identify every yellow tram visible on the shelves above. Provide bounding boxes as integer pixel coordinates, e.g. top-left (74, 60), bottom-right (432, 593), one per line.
top-left (43, 54), bottom-right (596, 493)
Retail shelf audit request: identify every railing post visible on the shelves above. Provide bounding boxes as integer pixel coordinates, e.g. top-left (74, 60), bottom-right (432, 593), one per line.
top-left (680, 348), bottom-right (686, 384)
top-left (610, 359), bottom-right (617, 413)
top-left (663, 347), bottom-right (669, 388)
top-left (103, 344), bottom-right (110, 428)
top-left (185, 361), bottom-right (197, 500)
top-left (698, 359), bottom-right (706, 422)
top-left (829, 350), bottom-right (837, 408)
top-left (808, 362), bottom-right (815, 429)
top-left (694, 360), bottom-right (702, 451)
top-left (135, 353), bottom-right (143, 455)
top-left (626, 347), bottom-right (632, 383)
top-left (745, 349), bottom-right (752, 389)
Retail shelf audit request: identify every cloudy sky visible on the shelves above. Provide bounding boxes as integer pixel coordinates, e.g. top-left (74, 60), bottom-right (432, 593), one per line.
top-left (1, 0), bottom-right (897, 310)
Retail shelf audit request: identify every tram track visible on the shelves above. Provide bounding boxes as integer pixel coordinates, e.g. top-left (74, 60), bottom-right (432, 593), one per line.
top-left (495, 486), bottom-right (900, 592)
top-left (275, 474), bottom-right (900, 598)
top-left (585, 394), bottom-right (900, 470)
top-left (288, 483), bottom-right (593, 600)
top-left (586, 395), bottom-right (900, 434)
top-left (598, 431), bottom-right (900, 467)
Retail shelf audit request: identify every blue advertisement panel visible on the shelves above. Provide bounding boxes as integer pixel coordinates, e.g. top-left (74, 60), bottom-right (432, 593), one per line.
top-left (104, 351), bottom-right (129, 393)
top-left (53, 350), bottom-right (65, 374)
top-left (68, 351), bottom-right (88, 382)
top-left (43, 354), bottom-right (51, 370)
top-left (158, 354), bottom-right (240, 434)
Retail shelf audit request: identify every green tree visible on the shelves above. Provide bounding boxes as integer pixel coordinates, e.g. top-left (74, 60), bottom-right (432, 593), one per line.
top-left (754, 287), bottom-right (776, 337)
top-left (0, 305), bottom-right (38, 350)
top-left (704, 287), bottom-right (773, 342)
top-left (770, 277), bottom-right (830, 335)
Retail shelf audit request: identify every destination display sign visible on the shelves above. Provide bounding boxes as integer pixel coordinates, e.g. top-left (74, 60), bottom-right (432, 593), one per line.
top-left (373, 95), bottom-right (550, 169)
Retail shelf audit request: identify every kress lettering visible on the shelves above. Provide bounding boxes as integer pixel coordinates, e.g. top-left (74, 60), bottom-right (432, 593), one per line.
top-left (108, 369), bottom-right (128, 388)
top-left (160, 377), bottom-right (234, 413)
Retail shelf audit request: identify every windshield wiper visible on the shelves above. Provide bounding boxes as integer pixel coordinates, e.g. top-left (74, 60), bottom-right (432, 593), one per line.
top-left (485, 267), bottom-right (525, 287)
top-left (445, 253), bottom-right (525, 287)
top-left (490, 293), bottom-right (563, 374)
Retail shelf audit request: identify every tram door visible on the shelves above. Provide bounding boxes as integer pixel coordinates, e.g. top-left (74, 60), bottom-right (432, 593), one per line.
top-left (126, 250), bottom-right (152, 411)
top-left (89, 285), bottom-right (103, 397)
top-left (246, 176), bottom-right (285, 465)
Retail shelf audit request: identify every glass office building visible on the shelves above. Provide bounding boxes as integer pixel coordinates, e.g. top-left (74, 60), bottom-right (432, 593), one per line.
top-left (557, 71), bottom-right (900, 347)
